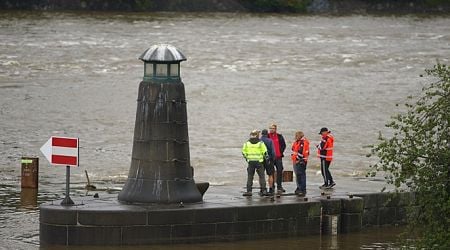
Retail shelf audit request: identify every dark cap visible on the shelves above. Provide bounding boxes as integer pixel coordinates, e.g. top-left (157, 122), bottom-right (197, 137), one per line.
top-left (319, 127), bottom-right (330, 134)
top-left (261, 129), bottom-right (268, 136)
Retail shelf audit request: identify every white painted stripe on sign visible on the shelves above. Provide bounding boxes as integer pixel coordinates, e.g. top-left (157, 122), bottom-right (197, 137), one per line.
top-left (52, 146), bottom-right (78, 157)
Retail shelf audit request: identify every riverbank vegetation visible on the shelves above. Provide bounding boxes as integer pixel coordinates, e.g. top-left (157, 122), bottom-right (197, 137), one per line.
top-left (1, 0), bottom-right (449, 13)
top-left (238, 0), bottom-right (311, 12)
top-left (370, 63), bottom-right (450, 248)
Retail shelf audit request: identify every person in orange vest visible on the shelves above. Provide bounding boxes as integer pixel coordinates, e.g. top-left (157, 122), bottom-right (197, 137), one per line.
top-left (291, 131), bottom-right (310, 196)
top-left (268, 124), bottom-right (286, 193)
top-left (317, 127), bottom-right (336, 188)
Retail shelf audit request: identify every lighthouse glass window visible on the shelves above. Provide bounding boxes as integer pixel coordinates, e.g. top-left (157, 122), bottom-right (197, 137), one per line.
top-left (170, 64), bottom-right (179, 77)
top-left (155, 64), bottom-right (168, 77)
top-left (144, 63), bottom-right (154, 77)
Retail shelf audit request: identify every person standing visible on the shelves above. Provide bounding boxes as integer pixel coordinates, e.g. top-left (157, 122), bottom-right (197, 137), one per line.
top-left (268, 124), bottom-right (286, 193)
top-left (291, 131), bottom-right (310, 196)
top-left (242, 130), bottom-right (268, 196)
top-left (317, 127), bottom-right (335, 188)
top-left (260, 129), bottom-right (276, 195)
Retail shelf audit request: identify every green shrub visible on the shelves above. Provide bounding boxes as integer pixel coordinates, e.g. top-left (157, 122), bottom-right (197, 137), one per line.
top-left (370, 63), bottom-right (450, 249)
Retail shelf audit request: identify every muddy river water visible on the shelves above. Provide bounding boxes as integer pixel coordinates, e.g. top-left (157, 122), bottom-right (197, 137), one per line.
top-left (0, 11), bottom-right (448, 249)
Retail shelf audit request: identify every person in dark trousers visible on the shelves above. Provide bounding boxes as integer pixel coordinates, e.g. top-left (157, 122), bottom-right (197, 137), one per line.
top-left (291, 131), bottom-right (310, 196)
top-left (268, 124), bottom-right (286, 193)
top-left (260, 129), bottom-right (276, 195)
top-left (242, 130), bottom-right (268, 196)
top-left (317, 127), bottom-right (336, 188)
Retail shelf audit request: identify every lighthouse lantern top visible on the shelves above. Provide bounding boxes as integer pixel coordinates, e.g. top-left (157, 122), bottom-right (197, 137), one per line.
top-left (139, 44), bottom-right (186, 81)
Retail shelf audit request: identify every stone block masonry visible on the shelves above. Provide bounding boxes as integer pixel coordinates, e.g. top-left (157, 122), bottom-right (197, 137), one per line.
top-left (40, 198), bottom-right (322, 245)
top-left (40, 191), bottom-right (414, 246)
top-left (355, 192), bottom-right (416, 227)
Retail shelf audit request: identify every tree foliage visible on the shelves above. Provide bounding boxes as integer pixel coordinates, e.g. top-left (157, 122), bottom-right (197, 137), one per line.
top-left (370, 63), bottom-right (450, 249)
top-left (239, 0), bottom-right (311, 12)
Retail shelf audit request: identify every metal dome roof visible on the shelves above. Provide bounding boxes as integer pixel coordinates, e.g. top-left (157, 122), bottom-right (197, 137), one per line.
top-left (139, 44), bottom-right (187, 63)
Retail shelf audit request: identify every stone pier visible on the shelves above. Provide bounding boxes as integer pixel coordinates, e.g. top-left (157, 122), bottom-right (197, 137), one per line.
top-left (40, 186), bottom-right (413, 246)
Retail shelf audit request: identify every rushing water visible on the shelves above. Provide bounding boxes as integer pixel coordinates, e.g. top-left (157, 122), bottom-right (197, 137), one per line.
top-left (0, 11), bottom-right (449, 249)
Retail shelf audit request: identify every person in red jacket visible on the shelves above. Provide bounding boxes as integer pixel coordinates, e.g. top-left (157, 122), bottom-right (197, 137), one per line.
top-left (317, 127), bottom-right (335, 188)
top-left (268, 124), bottom-right (286, 193)
top-left (291, 131), bottom-right (310, 196)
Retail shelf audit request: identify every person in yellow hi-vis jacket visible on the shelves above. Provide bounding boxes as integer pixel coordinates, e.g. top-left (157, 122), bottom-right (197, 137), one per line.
top-left (242, 130), bottom-right (268, 197)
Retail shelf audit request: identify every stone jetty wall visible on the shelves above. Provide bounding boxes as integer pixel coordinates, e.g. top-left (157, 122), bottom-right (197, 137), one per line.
top-left (356, 192), bottom-right (415, 227)
top-left (40, 191), bottom-right (415, 246)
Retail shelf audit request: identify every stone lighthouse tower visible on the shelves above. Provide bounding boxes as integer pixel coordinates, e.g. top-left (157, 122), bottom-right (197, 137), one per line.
top-left (118, 44), bottom-right (202, 204)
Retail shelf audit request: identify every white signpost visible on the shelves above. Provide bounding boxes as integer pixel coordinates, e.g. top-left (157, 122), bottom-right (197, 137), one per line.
top-left (40, 136), bottom-right (79, 205)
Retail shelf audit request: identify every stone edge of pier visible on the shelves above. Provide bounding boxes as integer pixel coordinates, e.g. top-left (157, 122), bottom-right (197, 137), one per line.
top-left (39, 190), bottom-right (415, 246)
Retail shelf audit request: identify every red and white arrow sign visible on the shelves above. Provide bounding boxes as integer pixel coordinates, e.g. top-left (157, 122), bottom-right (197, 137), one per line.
top-left (40, 136), bottom-right (79, 166)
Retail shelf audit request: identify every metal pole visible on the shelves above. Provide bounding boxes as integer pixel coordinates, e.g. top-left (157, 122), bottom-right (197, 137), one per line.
top-left (61, 165), bottom-right (74, 206)
top-left (66, 165), bottom-right (70, 195)
top-left (63, 165), bottom-right (74, 205)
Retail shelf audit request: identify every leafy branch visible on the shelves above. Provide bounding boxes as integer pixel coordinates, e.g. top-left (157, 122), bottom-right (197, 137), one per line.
top-left (369, 63), bottom-right (450, 249)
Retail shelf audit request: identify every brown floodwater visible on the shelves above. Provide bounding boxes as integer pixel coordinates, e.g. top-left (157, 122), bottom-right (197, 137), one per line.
top-left (0, 11), bottom-right (448, 249)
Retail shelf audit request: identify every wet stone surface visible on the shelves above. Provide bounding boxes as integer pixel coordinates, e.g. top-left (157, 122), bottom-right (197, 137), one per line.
top-left (40, 185), bottom-right (411, 246)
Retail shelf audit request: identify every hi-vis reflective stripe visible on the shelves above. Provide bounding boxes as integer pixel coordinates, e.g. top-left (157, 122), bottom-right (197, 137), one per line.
top-left (247, 155), bottom-right (261, 160)
top-left (318, 155), bottom-right (334, 159)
